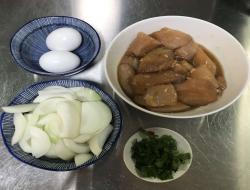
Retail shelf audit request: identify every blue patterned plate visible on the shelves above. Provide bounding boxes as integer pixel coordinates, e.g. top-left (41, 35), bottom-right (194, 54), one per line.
top-left (0, 79), bottom-right (122, 171)
top-left (10, 16), bottom-right (101, 76)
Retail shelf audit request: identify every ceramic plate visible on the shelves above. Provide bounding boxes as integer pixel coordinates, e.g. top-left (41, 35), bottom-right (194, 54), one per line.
top-left (123, 127), bottom-right (192, 183)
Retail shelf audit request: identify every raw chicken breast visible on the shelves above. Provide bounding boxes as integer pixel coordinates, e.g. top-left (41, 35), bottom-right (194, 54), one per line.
top-left (144, 84), bottom-right (177, 107)
top-left (175, 78), bottom-right (217, 106)
top-left (138, 47), bottom-right (175, 73)
top-left (120, 54), bottom-right (139, 70)
top-left (173, 60), bottom-right (194, 75)
top-left (190, 65), bottom-right (219, 88)
top-left (151, 28), bottom-right (192, 49)
top-left (131, 71), bottom-right (185, 95)
top-left (193, 47), bottom-right (217, 75)
top-left (118, 63), bottom-right (135, 97)
top-left (128, 32), bottom-right (161, 57)
top-left (216, 76), bottom-right (227, 95)
top-left (133, 96), bottom-right (147, 107)
top-left (175, 41), bottom-right (198, 61)
top-left (147, 102), bottom-right (190, 112)
top-left (181, 60), bottom-right (194, 71)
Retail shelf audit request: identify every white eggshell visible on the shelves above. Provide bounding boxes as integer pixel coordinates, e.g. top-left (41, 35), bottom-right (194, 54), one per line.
top-left (46, 27), bottom-right (82, 51)
top-left (39, 51), bottom-right (80, 73)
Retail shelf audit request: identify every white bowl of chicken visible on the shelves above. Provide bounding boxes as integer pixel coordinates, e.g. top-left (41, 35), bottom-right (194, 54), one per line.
top-left (105, 16), bottom-right (249, 118)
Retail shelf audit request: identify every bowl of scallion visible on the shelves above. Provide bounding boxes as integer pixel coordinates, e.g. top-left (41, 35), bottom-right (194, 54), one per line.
top-left (123, 127), bottom-right (192, 183)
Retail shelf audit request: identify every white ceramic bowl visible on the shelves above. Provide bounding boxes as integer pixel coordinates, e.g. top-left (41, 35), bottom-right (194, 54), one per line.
top-left (105, 16), bottom-right (249, 118)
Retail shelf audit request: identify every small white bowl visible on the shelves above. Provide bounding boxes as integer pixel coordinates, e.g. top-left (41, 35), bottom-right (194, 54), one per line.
top-left (105, 16), bottom-right (249, 118)
top-left (123, 127), bottom-right (193, 183)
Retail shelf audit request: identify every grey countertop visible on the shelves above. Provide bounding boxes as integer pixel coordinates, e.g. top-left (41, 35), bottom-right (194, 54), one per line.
top-left (1, 0), bottom-right (250, 189)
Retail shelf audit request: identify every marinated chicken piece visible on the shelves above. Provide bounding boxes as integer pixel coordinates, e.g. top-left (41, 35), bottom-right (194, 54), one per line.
top-left (216, 76), bottom-right (227, 90)
top-left (144, 84), bottom-right (177, 107)
top-left (131, 84), bottom-right (148, 95)
top-left (131, 71), bottom-right (185, 95)
top-left (147, 102), bottom-right (191, 112)
top-left (133, 96), bottom-right (147, 106)
top-left (173, 63), bottom-right (188, 75)
top-left (193, 47), bottom-right (217, 75)
top-left (118, 63), bottom-right (135, 97)
top-left (175, 78), bottom-right (217, 106)
top-left (138, 47), bottom-right (175, 73)
top-left (216, 76), bottom-right (227, 95)
top-left (151, 28), bottom-right (192, 49)
top-left (175, 41), bottom-right (198, 61)
top-left (173, 60), bottom-right (193, 75)
top-left (190, 65), bottom-right (219, 88)
top-left (181, 60), bottom-right (194, 71)
top-left (128, 32), bottom-right (161, 57)
top-left (120, 54), bottom-right (139, 70)
top-left (118, 28), bottom-right (227, 112)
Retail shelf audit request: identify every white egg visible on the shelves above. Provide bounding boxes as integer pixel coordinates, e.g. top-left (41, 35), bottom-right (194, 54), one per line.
top-left (39, 51), bottom-right (80, 73)
top-left (46, 27), bottom-right (82, 51)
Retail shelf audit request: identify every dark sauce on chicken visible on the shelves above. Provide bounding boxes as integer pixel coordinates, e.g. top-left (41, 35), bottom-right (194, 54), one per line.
top-left (118, 27), bottom-right (227, 112)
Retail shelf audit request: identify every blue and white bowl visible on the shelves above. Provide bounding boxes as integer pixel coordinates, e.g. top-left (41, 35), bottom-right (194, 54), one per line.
top-left (10, 16), bottom-right (101, 76)
top-left (0, 79), bottom-right (122, 171)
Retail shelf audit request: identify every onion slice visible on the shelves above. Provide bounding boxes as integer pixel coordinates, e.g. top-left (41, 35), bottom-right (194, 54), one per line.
top-left (2, 103), bottom-right (38, 113)
top-left (74, 153), bottom-right (93, 166)
top-left (80, 102), bottom-right (112, 134)
top-left (30, 127), bottom-right (51, 158)
top-left (73, 134), bottom-right (93, 143)
top-left (33, 92), bottom-right (76, 103)
top-left (89, 125), bottom-right (113, 156)
top-left (63, 139), bottom-right (90, 154)
top-left (54, 140), bottom-right (75, 160)
top-left (56, 101), bottom-right (80, 138)
top-left (70, 87), bottom-right (101, 102)
top-left (11, 113), bottom-right (27, 145)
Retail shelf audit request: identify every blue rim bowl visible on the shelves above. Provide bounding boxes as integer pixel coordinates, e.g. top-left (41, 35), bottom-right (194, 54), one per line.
top-left (0, 79), bottom-right (122, 171)
top-left (10, 16), bottom-right (101, 77)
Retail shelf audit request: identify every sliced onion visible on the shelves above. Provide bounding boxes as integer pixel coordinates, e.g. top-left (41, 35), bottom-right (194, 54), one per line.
top-left (57, 101), bottom-right (80, 138)
top-left (54, 140), bottom-right (75, 160)
top-left (5, 85), bottom-right (114, 163)
top-left (89, 125), bottom-right (113, 156)
top-left (70, 87), bottom-right (101, 102)
top-left (38, 113), bottom-right (62, 143)
top-left (45, 144), bottom-right (58, 158)
top-left (80, 102), bottom-right (112, 134)
top-left (74, 153), bottom-right (93, 166)
top-left (37, 113), bottom-right (61, 126)
top-left (73, 134), bottom-right (93, 143)
top-left (63, 139), bottom-right (90, 154)
top-left (19, 139), bottom-right (32, 153)
top-left (30, 127), bottom-right (51, 158)
top-left (2, 103), bottom-right (38, 113)
top-left (33, 98), bottom-right (65, 116)
top-left (18, 125), bottom-right (32, 153)
top-left (11, 113), bottom-right (27, 145)
top-left (25, 113), bottom-right (39, 126)
top-left (38, 86), bottom-right (73, 95)
top-left (33, 91), bottom-right (76, 103)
